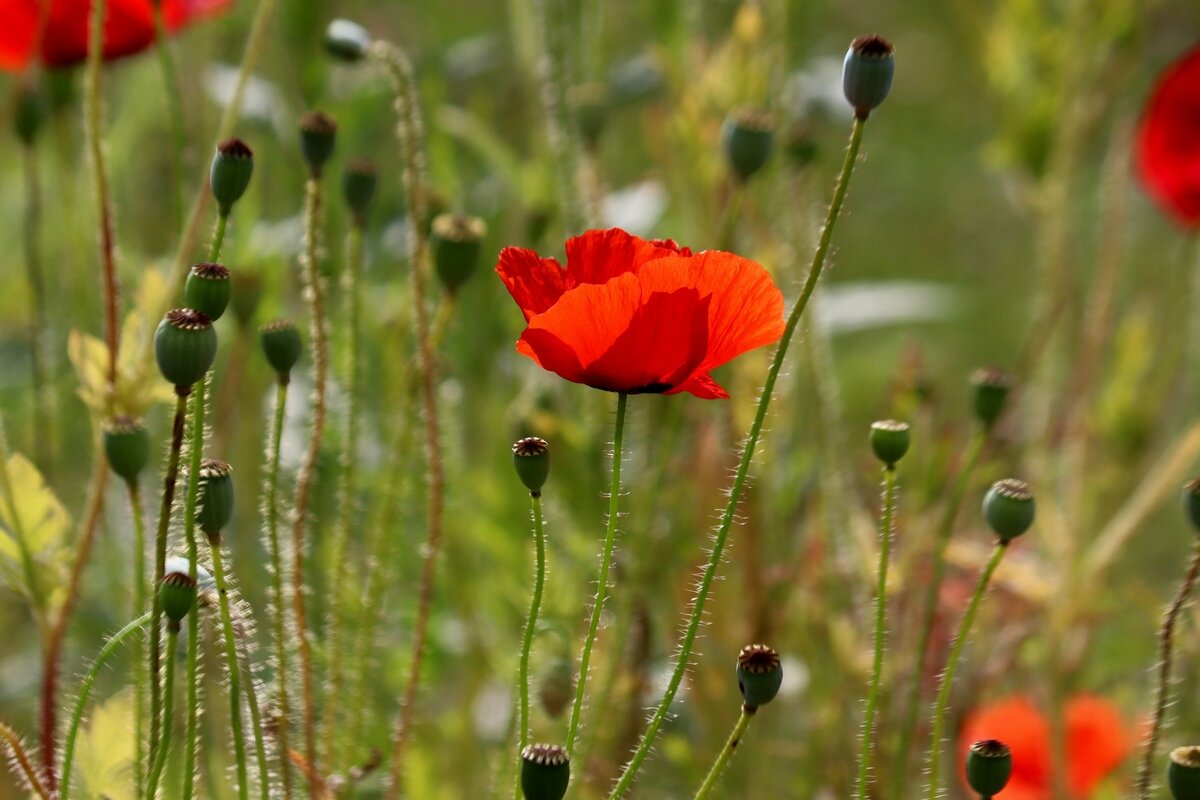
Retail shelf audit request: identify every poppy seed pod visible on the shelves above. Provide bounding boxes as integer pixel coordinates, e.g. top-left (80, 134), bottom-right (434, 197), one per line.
top-left (15, 82), bottom-right (44, 145)
top-left (843, 34), bottom-right (895, 119)
top-left (343, 158), bottom-right (378, 225)
top-left (983, 479), bottom-right (1035, 541)
top-left (782, 118), bottom-right (818, 168)
top-left (299, 111), bottom-right (337, 178)
top-left (736, 644), bottom-right (782, 711)
top-left (869, 419), bottom-right (910, 467)
top-left (103, 416), bottom-right (151, 482)
top-left (197, 459), bottom-right (234, 536)
top-left (970, 368), bottom-right (1013, 430)
top-left (520, 744), bottom-right (570, 800)
top-left (568, 82), bottom-right (609, 149)
top-left (184, 263), bottom-right (232, 322)
top-left (259, 319), bottom-right (303, 381)
top-left (538, 658), bottom-right (574, 719)
top-left (160, 569), bottom-right (197, 628)
top-left (325, 19), bottom-right (372, 63)
top-left (965, 739), bottom-right (1013, 798)
top-left (230, 271), bottom-right (262, 329)
top-left (155, 309), bottom-right (217, 390)
top-left (210, 138), bottom-right (254, 216)
top-left (1170, 746), bottom-right (1200, 800)
top-left (722, 108), bottom-right (774, 182)
top-left (433, 213), bottom-right (487, 295)
top-left (1184, 479), bottom-right (1200, 533)
top-left (512, 437), bottom-right (550, 495)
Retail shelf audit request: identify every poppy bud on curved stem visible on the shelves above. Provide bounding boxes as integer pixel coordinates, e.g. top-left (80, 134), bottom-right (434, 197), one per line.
top-left (843, 34), bottom-right (895, 119)
top-left (520, 744), bottom-right (570, 800)
top-left (983, 479), bottom-right (1035, 542)
top-left (513, 437), bottom-right (550, 496)
top-left (965, 739), bottom-right (1013, 799)
top-left (736, 644), bottom-right (782, 712)
top-left (210, 138), bottom-right (254, 217)
top-left (326, 19), bottom-right (372, 63)
top-left (869, 419), bottom-right (910, 468)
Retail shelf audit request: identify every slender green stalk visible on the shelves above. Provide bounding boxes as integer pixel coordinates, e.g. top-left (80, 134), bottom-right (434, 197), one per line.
top-left (892, 427), bottom-right (986, 791)
top-left (693, 708), bottom-right (754, 800)
top-left (181, 377), bottom-right (211, 799)
top-left (1134, 542), bottom-right (1200, 799)
top-left (608, 115), bottom-right (869, 800)
top-left (263, 378), bottom-right (294, 798)
top-left (128, 481), bottom-right (149, 800)
top-left (206, 536), bottom-right (250, 800)
top-left (324, 222), bottom-right (365, 765)
top-left (567, 392), bottom-right (628, 759)
top-left (210, 213), bottom-right (230, 263)
top-left (144, 626), bottom-right (179, 800)
top-left (923, 542), bottom-right (1010, 800)
top-left (856, 465), bottom-right (896, 800)
top-left (21, 142), bottom-right (53, 475)
top-left (513, 493), bottom-right (549, 799)
top-left (151, 2), bottom-right (187, 231)
top-left (237, 633), bottom-right (272, 800)
top-left (0, 720), bottom-right (51, 800)
top-left (60, 613), bottom-right (151, 800)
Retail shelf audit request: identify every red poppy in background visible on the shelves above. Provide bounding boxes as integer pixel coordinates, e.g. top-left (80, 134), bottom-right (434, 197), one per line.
top-left (496, 228), bottom-right (785, 399)
top-left (1136, 41), bottom-right (1200, 227)
top-left (0, 0), bottom-right (233, 71)
top-left (959, 694), bottom-right (1132, 800)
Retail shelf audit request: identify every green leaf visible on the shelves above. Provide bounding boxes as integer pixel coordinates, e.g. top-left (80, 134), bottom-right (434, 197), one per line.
top-left (73, 689), bottom-right (136, 800)
top-left (0, 450), bottom-right (71, 616)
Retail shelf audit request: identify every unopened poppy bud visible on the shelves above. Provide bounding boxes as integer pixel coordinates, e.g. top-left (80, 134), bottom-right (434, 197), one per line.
top-left (1184, 479), bottom-right (1200, 533)
top-left (299, 111), bottom-right (338, 179)
top-left (210, 138), bottom-right (254, 216)
top-left (197, 459), bottom-right (234, 536)
top-left (568, 83), bottom-right (609, 149)
top-left (843, 34), bottom-right (895, 119)
top-left (965, 739), bottom-right (1012, 798)
top-left (869, 420), bottom-right (910, 467)
top-left (104, 416), bottom-right (151, 482)
top-left (512, 437), bottom-right (550, 496)
top-left (538, 658), bottom-right (574, 719)
top-left (156, 309), bottom-right (217, 390)
top-left (165, 555), bottom-right (213, 590)
top-left (260, 319), bottom-right (303, 382)
top-left (970, 368), bottom-right (1012, 430)
top-left (326, 19), bottom-right (372, 63)
top-left (721, 108), bottom-right (774, 182)
top-left (160, 569), bottom-right (197, 628)
top-left (432, 212), bottom-right (487, 295)
top-left (343, 158), bottom-right (378, 225)
top-left (15, 82), bottom-right (44, 145)
top-left (520, 744), bottom-right (570, 800)
top-left (184, 263), bottom-right (232, 322)
top-left (983, 479), bottom-right (1035, 541)
top-left (736, 644), bottom-right (782, 711)
top-left (1170, 746), bottom-right (1200, 800)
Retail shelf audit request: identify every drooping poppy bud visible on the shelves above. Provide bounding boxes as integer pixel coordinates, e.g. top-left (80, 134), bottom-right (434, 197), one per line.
top-left (210, 138), bottom-right (254, 216)
top-left (325, 19), bottom-right (372, 63)
top-left (843, 34), bottom-right (895, 119)
top-left (520, 744), bottom-right (570, 800)
top-left (869, 419), bottom-right (910, 468)
top-left (104, 416), bottom-right (151, 482)
top-left (184, 263), bottom-right (232, 322)
top-left (156, 309), bottom-right (217, 390)
top-left (736, 643), bottom-right (783, 711)
top-left (983, 479), bottom-right (1035, 541)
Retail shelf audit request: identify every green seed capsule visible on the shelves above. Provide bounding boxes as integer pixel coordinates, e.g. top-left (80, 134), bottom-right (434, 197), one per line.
top-left (103, 416), bottom-right (151, 482)
top-left (782, 118), bottom-right (818, 168)
top-left (155, 309), bottom-right (217, 390)
top-left (1184, 479), bottom-right (1200, 533)
top-left (260, 319), bottom-right (303, 381)
top-left (197, 459), bottom-right (234, 536)
top-left (160, 569), bottom-right (198, 627)
top-left (843, 34), bottom-right (895, 119)
top-left (568, 82), bottom-right (609, 150)
top-left (184, 263), bottom-right (232, 322)
top-left (520, 744), bottom-right (570, 800)
top-left (343, 158), bottom-right (378, 225)
top-left (512, 437), bottom-right (550, 496)
top-left (736, 643), bottom-right (782, 711)
top-left (538, 658), bottom-right (574, 719)
top-left (721, 108), bottom-right (775, 182)
top-left (432, 212), bottom-right (487, 295)
top-left (965, 739), bottom-right (1012, 798)
top-left (210, 138), bottom-right (254, 216)
top-left (299, 111), bottom-right (338, 179)
top-left (983, 479), bottom-right (1035, 541)
top-left (230, 271), bottom-right (262, 329)
top-left (970, 368), bottom-right (1013, 430)
top-left (15, 81), bottom-right (44, 145)
top-left (1170, 746), bottom-right (1200, 800)
top-left (326, 19), bottom-right (371, 63)
top-left (869, 419), bottom-right (910, 467)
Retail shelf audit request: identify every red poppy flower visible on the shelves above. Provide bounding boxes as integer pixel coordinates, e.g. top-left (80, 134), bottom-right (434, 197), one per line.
top-left (0, 0), bottom-right (233, 71)
top-left (959, 694), bottom-right (1132, 800)
top-left (1136, 42), bottom-right (1200, 227)
top-left (496, 228), bottom-right (785, 399)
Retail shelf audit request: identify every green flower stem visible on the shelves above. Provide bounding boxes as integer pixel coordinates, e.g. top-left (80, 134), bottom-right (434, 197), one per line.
top-left (263, 378), bottom-right (294, 799)
top-left (892, 425), bottom-right (986, 793)
top-left (151, 2), bottom-right (186, 231)
top-left (608, 114), bottom-right (869, 800)
top-left (206, 535), bottom-right (250, 800)
top-left (567, 391), bottom-right (629, 759)
top-left (856, 465), bottom-right (896, 800)
top-left (149, 391), bottom-right (190, 767)
top-left (693, 707), bottom-right (754, 800)
top-left (0, 720), bottom-right (51, 800)
top-left (923, 541), bottom-right (1010, 800)
top-left (60, 613), bottom-right (151, 800)
top-left (210, 213), bottom-right (230, 263)
top-left (234, 625), bottom-right (271, 800)
top-left (144, 626), bottom-right (179, 800)
top-left (1134, 541), bottom-right (1200, 799)
top-left (324, 222), bottom-right (365, 765)
top-left (513, 492), bottom-right (548, 800)
top-left (181, 376), bottom-right (211, 800)
top-left (21, 140), bottom-right (53, 475)
top-left (127, 480), bottom-right (149, 800)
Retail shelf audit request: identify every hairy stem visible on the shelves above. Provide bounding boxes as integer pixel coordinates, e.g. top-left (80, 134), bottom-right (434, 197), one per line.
top-left (513, 493), bottom-right (549, 799)
top-left (693, 708), bottom-right (753, 800)
top-left (0, 720), bottom-right (51, 800)
top-left (129, 480), bottom-right (149, 800)
top-left (181, 376), bottom-right (210, 799)
top-left (207, 536), bottom-right (250, 800)
top-left (145, 626), bottom-right (179, 800)
top-left (264, 379), bottom-right (294, 798)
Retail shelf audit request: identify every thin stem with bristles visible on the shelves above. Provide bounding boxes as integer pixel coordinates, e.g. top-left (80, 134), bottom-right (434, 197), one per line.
top-left (608, 114), bottom-right (869, 800)
top-left (693, 708), bottom-right (754, 800)
top-left (181, 376), bottom-right (210, 800)
top-left (263, 378), bottom-right (294, 798)
top-left (207, 535), bottom-right (250, 800)
top-left (144, 625), bottom-right (179, 800)
top-left (1134, 541), bottom-right (1200, 799)
top-left (21, 142), bottom-right (52, 475)
top-left (128, 480), bottom-right (149, 800)
top-left (231, 611), bottom-right (271, 800)
top-left (60, 613), bottom-right (151, 800)
top-left (856, 465), bottom-right (896, 800)
top-left (0, 720), bottom-right (51, 800)
top-left (210, 213), bottom-right (230, 263)
top-left (513, 493), bottom-right (549, 800)
top-left (923, 541), bottom-right (1010, 800)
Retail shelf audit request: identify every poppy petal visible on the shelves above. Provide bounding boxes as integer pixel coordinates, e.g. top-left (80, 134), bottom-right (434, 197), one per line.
top-left (1065, 695), bottom-right (1131, 795)
top-left (497, 246), bottom-right (570, 322)
top-left (669, 372), bottom-right (729, 399)
top-left (1136, 43), bottom-right (1200, 227)
top-left (0, 0), bottom-right (40, 70)
top-left (564, 227), bottom-right (689, 285)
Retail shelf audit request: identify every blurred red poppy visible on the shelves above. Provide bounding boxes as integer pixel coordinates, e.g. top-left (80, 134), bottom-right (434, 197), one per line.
top-left (0, 0), bottom-right (233, 71)
top-left (959, 694), bottom-right (1132, 800)
top-left (1136, 42), bottom-right (1200, 227)
top-left (496, 228), bottom-right (785, 399)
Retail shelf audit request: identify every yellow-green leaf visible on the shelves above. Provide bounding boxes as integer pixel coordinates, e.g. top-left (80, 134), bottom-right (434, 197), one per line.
top-left (0, 451), bottom-right (70, 616)
top-left (73, 689), bottom-right (136, 800)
